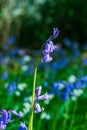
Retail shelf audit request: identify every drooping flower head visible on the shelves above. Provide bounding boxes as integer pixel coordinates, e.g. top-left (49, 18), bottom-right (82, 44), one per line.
top-left (41, 28), bottom-right (60, 63)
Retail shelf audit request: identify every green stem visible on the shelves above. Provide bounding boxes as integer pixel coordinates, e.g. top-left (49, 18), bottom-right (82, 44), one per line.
top-left (28, 67), bottom-right (37, 130)
top-left (63, 100), bottom-right (69, 130)
top-left (69, 99), bottom-right (77, 130)
top-left (52, 100), bottom-right (60, 130)
top-left (28, 43), bottom-right (48, 130)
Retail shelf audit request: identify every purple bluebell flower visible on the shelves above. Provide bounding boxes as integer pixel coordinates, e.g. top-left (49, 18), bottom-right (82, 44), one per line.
top-left (18, 122), bottom-right (27, 130)
top-left (60, 82), bottom-right (76, 101)
top-left (34, 86), bottom-right (49, 113)
top-left (49, 28), bottom-right (60, 40)
top-left (41, 28), bottom-right (60, 63)
top-left (37, 93), bottom-right (49, 101)
top-left (35, 86), bottom-right (42, 97)
top-left (10, 110), bottom-right (22, 118)
top-left (41, 53), bottom-right (52, 63)
top-left (34, 103), bottom-right (44, 113)
top-left (42, 41), bottom-right (56, 54)
top-left (50, 75), bottom-right (87, 101)
top-left (0, 109), bottom-right (21, 130)
top-left (65, 83), bottom-right (75, 91)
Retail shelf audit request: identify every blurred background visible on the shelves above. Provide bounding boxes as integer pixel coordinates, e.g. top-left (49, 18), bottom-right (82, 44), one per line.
top-left (0, 0), bottom-right (87, 130)
top-left (0, 0), bottom-right (87, 49)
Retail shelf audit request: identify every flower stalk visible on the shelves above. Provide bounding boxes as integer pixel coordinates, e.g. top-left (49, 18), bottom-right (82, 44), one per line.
top-left (28, 28), bottom-right (60, 130)
top-left (28, 66), bottom-right (37, 130)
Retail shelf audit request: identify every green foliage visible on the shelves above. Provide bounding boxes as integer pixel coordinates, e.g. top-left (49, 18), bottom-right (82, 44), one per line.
top-left (1, 0), bottom-right (87, 48)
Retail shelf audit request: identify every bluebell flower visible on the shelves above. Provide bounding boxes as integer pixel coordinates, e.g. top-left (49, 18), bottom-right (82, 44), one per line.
top-left (49, 28), bottom-right (60, 40)
top-left (50, 75), bottom-right (87, 101)
top-left (34, 103), bottom-right (44, 113)
top-left (0, 109), bottom-right (21, 130)
top-left (34, 86), bottom-right (49, 113)
top-left (10, 110), bottom-right (22, 118)
top-left (41, 53), bottom-right (52, 63)
top-left (18, 122), bottom-right (27, 130)
top-left (42, 41), bottom-right (56, 54)
top-left (66, 83), bottom-right (75, 91)
top-left (41, 28), bottom-right (60, 63)
top-left (62, 77), bottom-right (87, 100)
top-left (36, 93), bottom-right (49, 101)
top-left (35, 86), bottom-right (42, 97)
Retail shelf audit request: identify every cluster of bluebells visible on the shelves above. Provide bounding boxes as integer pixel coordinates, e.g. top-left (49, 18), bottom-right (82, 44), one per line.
top-left (49, 75), bottom-right (87, 101)
top-left (34, 86), bottom-right (49, 113)
top-left (0, 109), bottom-right (27, 130)
top-left (41, 28), bottom-right (60, 63)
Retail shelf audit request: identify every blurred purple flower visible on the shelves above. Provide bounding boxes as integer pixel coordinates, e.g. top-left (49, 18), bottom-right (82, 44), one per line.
top-left (18, 122), bottom-right (27, 130)
top-left (0, 109), bottom-right (21, 130)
